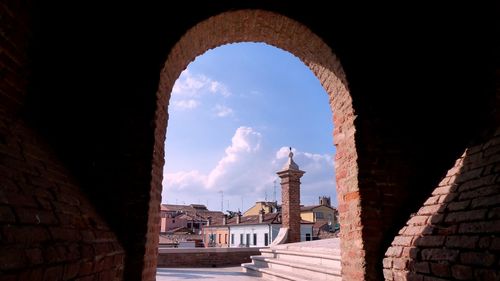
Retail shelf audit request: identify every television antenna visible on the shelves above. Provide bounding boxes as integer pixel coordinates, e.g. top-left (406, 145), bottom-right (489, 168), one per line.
top-left (273, 180), bottom-right (277, 202)
top-left (218, 190), bottom-right (223, 212)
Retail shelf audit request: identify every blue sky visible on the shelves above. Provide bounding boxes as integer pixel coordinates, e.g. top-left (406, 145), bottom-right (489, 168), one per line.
top-left (162, 42), bottom-right (336, 213)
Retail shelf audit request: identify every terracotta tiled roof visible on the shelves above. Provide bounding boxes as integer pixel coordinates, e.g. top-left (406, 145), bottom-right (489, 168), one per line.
top-left (215, 213), bottom-right (314, 226)
top-left (255, 201), bottom-right (280, 208)
top-left (160, 204), bottom-right (225, 223)
top-left (300, 204), bottom-right (336, 211)
top-left (313, 221), bottom-right (329, 228)
top-left (159, 234), bottom-right (203, 244)
top-left (162, 204), bottom-right (207, 212)
top-left (167, 226), bottom-right (191, 234)
top-left (200, 211), bottom-right (225, 224)
top-left (312, 221), bottom-right (329, 235)
top-left (226, 213), bottom-right (281, 225)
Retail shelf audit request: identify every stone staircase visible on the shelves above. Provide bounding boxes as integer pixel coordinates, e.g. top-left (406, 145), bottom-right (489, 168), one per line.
top-left (242, 238), bottom-right (341, 281)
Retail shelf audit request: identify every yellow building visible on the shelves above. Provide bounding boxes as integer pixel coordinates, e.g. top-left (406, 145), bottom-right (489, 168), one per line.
top-left (300, 205), bottom-right (337, 223)
top-left (300, 196), bottom-right (338, 225)
top-left (243, 201), bottom-right (279, 216)
top-left (244, 197), bottom-right (338, 225)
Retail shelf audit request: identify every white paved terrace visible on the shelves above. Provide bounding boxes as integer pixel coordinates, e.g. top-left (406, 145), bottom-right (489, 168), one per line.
top-left (156, 267), bottom-right (259, 280)
top-left (156, 238), bottom-right (340, 280)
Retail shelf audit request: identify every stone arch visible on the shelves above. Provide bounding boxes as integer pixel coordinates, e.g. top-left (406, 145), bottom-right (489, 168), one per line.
top-left (145, 9), bottom-right (361, 280)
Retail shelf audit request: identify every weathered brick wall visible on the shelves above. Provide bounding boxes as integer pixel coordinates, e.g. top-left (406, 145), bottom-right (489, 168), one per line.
top-left (157, 248), bottom-right (261, 267)
top-left (383, 129), bottom-right (500, 280)
top-left (0, 1), bottom-right (125, 280)
top-left (0, 121), bottom-right (125, 280)
top-left (3, 2), bottom-right (491, 281)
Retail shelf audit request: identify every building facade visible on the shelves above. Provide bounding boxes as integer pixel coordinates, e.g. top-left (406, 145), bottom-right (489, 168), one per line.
top-left (229, 223), bottom-right (314, 247)
top-left (202, 225), bottom-right (229, 248)
top-left (202, 212), bottom-right (314, 248)
top-left (300, 196), bottom-right (338, 227)
top-left (243, 201), bottom-right (280, 216)
top-left (300, 205), bottom-right (337, 223)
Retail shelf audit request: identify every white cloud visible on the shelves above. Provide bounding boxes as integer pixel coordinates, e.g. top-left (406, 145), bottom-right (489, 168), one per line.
top-left (163, 170), bottom-right (207, 190)
top-left (301, 152), bottom-right (334, 172)
top-left (214, 104), bottom-right (234, 117)
top-left (274, 146), bottom-right (333, 168)
top-left (172, 70), bottom-right (209, 97)
top-left (206, 127), bottom-right (263, 189)
top-left (162, 132), bottom-right (337, 210)
top-left (172, 70), bottom-right (231, 98)
top-left (276, 146), bottom-right (295, 159)
top-left (210, 81), bottom-right (231, 97)
top-left (272, 146), bottom-right (336, 206)
top-left (171, 99), bottom-right (200, 110)
top-left (163, 127), bottom-right (272, 198)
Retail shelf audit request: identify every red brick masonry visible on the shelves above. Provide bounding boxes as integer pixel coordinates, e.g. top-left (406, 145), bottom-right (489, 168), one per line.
top-left (384, 130), bottom-right (500, 281)
top-left (157, 248), bottom-right (262, 267)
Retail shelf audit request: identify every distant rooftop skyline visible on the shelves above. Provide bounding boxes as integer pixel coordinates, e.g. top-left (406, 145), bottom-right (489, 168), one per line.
top-left (162, 42), bottom-right (336, 212)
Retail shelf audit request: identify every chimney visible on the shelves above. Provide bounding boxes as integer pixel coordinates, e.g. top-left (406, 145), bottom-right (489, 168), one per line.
top-left (207, 216), bottom-right (212, 226)
top-left (236, 212), bottom-right (241, 224)
top-left (258, 208), bottom-right (265, 223)
top-left (222, 214), bottom-right (227, 225)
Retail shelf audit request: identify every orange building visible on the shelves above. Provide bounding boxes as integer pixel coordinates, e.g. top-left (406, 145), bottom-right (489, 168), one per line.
top-left (202, 225), bottom-right (230, 248)
top-left (202, 215), bottom-right (229, 247)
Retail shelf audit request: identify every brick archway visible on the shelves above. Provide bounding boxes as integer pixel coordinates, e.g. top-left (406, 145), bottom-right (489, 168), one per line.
top-left (1, 2), bottom-right (493, 281)
top-left (147, 9), bottom-right (361, 281)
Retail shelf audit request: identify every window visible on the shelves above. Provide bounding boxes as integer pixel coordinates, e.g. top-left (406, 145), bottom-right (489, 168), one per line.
top-left (315, 212), bottom-right (324, 219)
top-left (225, 234), bottom-right (228, 244)
top-left (253, 233), bottom-right (257, 246)
top-left (306, 233), bottom-right (311, 241)
top-left (231, 234), bottom-right (234, 245)
top-left (172, 219), bottom-right (175, 223)
top-left (246, 234), bottom-right (250, 247)
top-left (218, 234), bottom-right (221, 243)
top-left (264, 233), bottom-right (269, 246)
top-left (240, 234), bottom-right (244, 245)
top-left (208, 234), bottom-right (215, 246)
top-left (187, 223), bottom-right (192, 228)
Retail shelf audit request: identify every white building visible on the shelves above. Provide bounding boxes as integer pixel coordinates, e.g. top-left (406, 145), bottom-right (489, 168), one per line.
top-left (226, 212), bottom-right (313, 248)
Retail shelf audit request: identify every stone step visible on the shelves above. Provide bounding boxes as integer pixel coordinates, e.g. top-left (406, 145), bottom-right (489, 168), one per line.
top-left (260, 248), bottom-right (341, 268)
top-left (242, 263), bottom-right (341, 281)
top-left (270, 238), bottom-right (340, 255)
top-left (252, 256), bottom-right (341, 278)
top-left (261, 247), bottom-right (341, 259)
top-left (242, 263), bottom-right (309, 281)
top-left (242, 239), bottom-right (342, 280)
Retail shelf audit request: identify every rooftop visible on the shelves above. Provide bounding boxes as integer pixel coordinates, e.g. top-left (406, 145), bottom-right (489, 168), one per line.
top-left (207, 213), bottom-right (314, 227)
top-left (161, 204), bottom-right (225, 223)
top-left (300, 204), bottom-right (337, 211)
